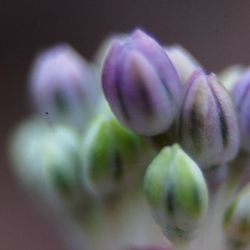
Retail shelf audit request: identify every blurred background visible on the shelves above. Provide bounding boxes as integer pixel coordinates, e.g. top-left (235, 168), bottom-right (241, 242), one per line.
top-left (1, 0), bottom-right (250, 249)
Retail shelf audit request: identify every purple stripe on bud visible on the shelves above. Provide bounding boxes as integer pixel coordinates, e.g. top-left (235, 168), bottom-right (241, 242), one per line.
top-left (102, 29), bottom-right (183, 136)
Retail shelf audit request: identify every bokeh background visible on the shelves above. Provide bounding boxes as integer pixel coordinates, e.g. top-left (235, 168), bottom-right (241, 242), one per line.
top-left (1, 0), bottom-right (250, 249)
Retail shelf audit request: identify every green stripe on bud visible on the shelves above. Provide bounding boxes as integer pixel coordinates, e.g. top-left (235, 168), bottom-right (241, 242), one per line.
top-left (81, 108), bottom-right (154, 197)
top-left (223, 184), bottom-right (250, 246)
top-left (144, 144), bottom-right (209, 243)
top-left (9, 118), bottom-right (86, 211)
top-left (42, 126), bottom-right (84, 207)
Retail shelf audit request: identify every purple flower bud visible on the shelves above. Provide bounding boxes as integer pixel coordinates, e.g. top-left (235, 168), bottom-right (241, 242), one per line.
top-left (102, 29), bottom-right (182, 136)
top-left (30, 43), bottom-right (99, 128)
top-left (232, 68), bottom-right (250, 153)
top-left (180, 69), bottom-right (240, 168)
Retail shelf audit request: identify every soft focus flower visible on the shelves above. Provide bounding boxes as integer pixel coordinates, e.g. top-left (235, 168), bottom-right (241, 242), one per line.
top-left (41, 125), bottom-right (84, 207)
top-left (29, 43), bottom-right (99, 128)
top-left (180, 69), bottom-right (240, 168)
top-left (219, 64), bottom-right (245, 91)
top-left (166, 44), bottom-right (201, 85)
top-left (81, 106), bottom-right (154, 196)
top-left (232, 68), bottom-right (250, 153)
top-left (223, 184), bottom-right (250, 247)
top-left (102, 29), bottom-right (182, 136)
top-left (12, 27), bottom-right (250, 250)
top-left (9, 116), bottom-right (51, 195)
top-left (9, 118), bottom-right (85, 211)
top-left (144, 144), bottom-right (209, 243)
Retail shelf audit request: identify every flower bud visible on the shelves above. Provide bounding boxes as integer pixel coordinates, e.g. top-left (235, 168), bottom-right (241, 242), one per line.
top-left (29, 43), bottom-right (99, 128)
top-left (81, 109), bottom-right (154, 196)
top-left (223, 184), bottom-right (250, 246)
top-left (232, 68), bottom-right (250, 153)
top-left (42, 125), bottom-right (84, 206)
top-left (9, 118), bottom-right (83, 211)
top-left (102, 29), bottom-right (182, 136)
top-left (219, 64), bottom-right (245, 91)
top-left (180, 69), bottom-right (240, 168)
top-left (165, 44), bottom-right (201, 85)
top-left (144, 144), bottom-right (209, 242)
top-left (9, 117), bottom-right (50, 194)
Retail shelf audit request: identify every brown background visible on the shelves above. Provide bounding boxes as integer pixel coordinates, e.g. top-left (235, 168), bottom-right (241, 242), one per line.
top-left (1, 0), bottom-right (250, 249)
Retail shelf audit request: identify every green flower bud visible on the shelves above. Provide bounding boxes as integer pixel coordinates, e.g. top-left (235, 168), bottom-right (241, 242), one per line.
top-left (224, 184), bottom-right (250, 246)
top-left (144, 144), bottom-right (209, 242)
top-left (9, 116), bottom-right (51, 194)
top-left (42, 125), bottom-right (84, 207)
top-left (82, 109), bottom-right (154, 197)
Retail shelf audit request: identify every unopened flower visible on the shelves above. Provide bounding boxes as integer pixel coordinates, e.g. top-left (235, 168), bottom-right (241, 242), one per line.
top-left (144, 144), bottom-right (209, 243)
top-left (81, 109), bottom-right (154, 197)
top-left (29, 43), bottom-right (99, 128)
top-left (232, 68), bottom-right (250, 153)
top-left (166, 44), bottom-right (201, 85)
top-left (42, 125), bottom-right (85, 208)
top-left (9, 116), bottom-right (51, 194)
top-left (223, 184), bottom-right (250, 247)
top-left (102, 29), bottom-right (182, 136)
top-left (9, 118), bottom-right (84, 210)
top-left (219, 64), bottom-right (245, 91)
top-left (180, 69), bottom-right (240, 168)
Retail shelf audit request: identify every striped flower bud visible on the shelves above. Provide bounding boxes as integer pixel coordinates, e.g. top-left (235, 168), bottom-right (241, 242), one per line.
top-left (223, 184), bottom-right (250, 247)
top-left (180, 69), bottom-right (240, 168)
top-left (42, 125), bottom-right (84, 206)
top-left (29, 43), bottom-right (99, 128)
top-left (9, 118), bottom-right (84, 211)
top-left (144, 144), bottom-right (209, 242)
top-left (219, 64), bottom-right (245, 91)
top-left (166, 44), bottom-right (201, 85)
top-left (81, 109), bottom-right (154, 196)
top-left (232, 68), bottom-right (250, 153)
top-left (102, 29), bottom-right (182, 136)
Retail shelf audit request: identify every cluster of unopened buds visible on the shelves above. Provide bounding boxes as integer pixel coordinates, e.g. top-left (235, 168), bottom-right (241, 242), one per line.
top-left (9, 28), bottom-right (250, 250)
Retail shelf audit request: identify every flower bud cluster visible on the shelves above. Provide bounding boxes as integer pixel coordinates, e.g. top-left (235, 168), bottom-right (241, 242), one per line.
top-left (10, 27), bottom-right (250, 250)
